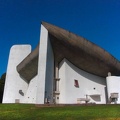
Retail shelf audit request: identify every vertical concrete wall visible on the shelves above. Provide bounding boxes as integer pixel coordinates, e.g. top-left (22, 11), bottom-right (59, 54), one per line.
top-left (36, 25), bottom-right (54, 104)
top-left (44, 37), bottom-right (54, 104)
top-left (3, 25), bottom-right (54, 104)
top-left (59, 59), bottom-right (106, 104)
top-left (23, 76), bottom-right (38, 103)
top-left (106, 76), bottom-right (120, 103)
top-left (2, 45), bottom-right (31, 103)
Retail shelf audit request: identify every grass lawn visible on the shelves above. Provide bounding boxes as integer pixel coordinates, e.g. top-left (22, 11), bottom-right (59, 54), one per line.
top-left (0, 104), bottom-right (120, 120)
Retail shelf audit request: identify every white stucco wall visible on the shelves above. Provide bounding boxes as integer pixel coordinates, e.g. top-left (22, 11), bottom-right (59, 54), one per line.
top-left (23, 76), bottom-right (37, 103)
top-left (36, 25), bottom-right (54, 104)
top-left (3, 25), bottom-right (54, 104)
top-left (59, 59), bottom-right (106, 104)
top-left (3, 45), bottom-right (31, 103)
top-left (106, 76), bottom-right (120, 103)
top-left (44, 37), bottom-right (54, 103)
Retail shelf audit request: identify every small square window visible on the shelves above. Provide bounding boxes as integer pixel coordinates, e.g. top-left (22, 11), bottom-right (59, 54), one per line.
top-left (74, 80), bottom-right (79, 88)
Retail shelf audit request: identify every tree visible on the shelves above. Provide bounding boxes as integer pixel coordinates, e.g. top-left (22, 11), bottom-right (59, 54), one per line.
top-left (0, 73), bottom-right (6, 103)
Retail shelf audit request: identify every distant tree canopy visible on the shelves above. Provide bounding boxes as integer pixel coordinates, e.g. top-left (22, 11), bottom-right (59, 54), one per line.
top-left (0, 73), bottom-right (6, 103)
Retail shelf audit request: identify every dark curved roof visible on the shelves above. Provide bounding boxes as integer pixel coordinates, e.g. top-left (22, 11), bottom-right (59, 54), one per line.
top-left (17, 21), bottom-right (120, 81)
top-left (17, 45), bottom-right (39, 81)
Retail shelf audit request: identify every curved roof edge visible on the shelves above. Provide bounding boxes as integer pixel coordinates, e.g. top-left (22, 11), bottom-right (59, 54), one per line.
top-left (42, 21), bottom-right (120, 77)
top-left (16, 21), bottom-right (120, 81)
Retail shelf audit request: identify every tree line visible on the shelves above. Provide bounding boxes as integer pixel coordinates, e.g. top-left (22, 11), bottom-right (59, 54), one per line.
top-left (0, 73), bottom-right (6, 103)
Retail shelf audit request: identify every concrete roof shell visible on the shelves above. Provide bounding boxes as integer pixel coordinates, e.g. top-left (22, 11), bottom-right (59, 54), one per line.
top-left (17, 21), bottom-right (120, 81)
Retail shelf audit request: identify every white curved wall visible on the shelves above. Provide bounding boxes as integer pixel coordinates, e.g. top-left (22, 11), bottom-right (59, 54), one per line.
top-left (3, 45), bottom-right (31, 103)
top-left (106, 76), bottom-right (120, 103)
top-left (3, 25), bottom-right (54, 104)
top-left (59, 59), bottom-right (106, 104)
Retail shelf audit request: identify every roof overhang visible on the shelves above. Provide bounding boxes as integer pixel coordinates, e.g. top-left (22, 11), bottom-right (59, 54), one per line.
top-left (16, 21), bottom-right (120, 81)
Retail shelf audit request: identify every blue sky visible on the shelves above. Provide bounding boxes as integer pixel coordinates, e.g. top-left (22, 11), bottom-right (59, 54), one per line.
top-left (0, 0), bottom-right (120, 77)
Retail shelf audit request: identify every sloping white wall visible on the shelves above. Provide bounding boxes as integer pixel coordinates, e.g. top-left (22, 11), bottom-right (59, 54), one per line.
top-left (106, 76), bottom-right (120, 103)
top-left (59, 59), bottom-right (106, 104)
top-left (2, 45), bottom-right (31, 103)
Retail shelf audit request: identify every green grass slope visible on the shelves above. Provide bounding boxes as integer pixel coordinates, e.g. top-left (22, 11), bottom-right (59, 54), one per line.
top-left (0, 104), bottom-right (120, 120)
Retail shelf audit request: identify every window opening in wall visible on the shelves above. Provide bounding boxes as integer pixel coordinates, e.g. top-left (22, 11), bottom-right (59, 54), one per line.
top-left (19, 90), bottom-right (24, 96)
top-left (74, 79), bottom-right (79, 88)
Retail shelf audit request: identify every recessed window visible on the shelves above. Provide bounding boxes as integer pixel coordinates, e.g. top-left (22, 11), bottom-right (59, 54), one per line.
top-left (74, 80), bottom-right (79, 88)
